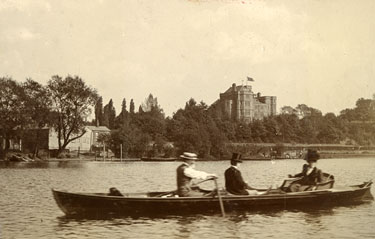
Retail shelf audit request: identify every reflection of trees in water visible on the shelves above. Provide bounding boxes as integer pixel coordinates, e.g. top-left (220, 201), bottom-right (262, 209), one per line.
top-left (296, 209), bottom-right (334, 232)
top-left (56, 161), bottom-right (84, 169)
top-left (53, 204), bottom-right (373, 238)
top-left (175, 215), bottom-right (240, 238)
top-left (175, 215), bottom-right (203, 237)
top-left (0, 161), bottom-right (50, 169)
top-left (0, 161), bottom-right (86, 169)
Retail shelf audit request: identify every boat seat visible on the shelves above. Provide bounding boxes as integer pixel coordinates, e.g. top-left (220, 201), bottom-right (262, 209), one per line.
top-left (281, 172), bottom-right (335, 192)
top-left (314, 173), bottom-right (335, 189)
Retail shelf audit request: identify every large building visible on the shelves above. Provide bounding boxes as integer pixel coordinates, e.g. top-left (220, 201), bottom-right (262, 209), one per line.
top-left (219, 83), bottom-right (276, 122)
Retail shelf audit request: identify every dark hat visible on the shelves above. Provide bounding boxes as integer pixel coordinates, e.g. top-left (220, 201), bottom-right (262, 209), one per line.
top-left (305, 149), bottom-right (320, 162)
top-left (231, 153), bottom-right (243, 163)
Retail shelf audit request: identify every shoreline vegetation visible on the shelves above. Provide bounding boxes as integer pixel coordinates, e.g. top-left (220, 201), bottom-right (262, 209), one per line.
top-left (2, 148), bottom-right (375, 163)
top-left (1, 76), bottom-right (374, 161)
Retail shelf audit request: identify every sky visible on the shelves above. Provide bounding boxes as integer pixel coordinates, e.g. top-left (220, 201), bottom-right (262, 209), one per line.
top-left (1, 0), bottom-right (374, 117)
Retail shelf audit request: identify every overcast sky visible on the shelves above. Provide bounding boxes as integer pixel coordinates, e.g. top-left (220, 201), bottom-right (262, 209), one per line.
top-left (1, 0), bottom-right (374, 116)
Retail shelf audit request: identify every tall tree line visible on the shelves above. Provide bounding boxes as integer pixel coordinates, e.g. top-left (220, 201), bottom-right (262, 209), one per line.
top-left (1, 75), bottom-right (374, 159)
top-left (102, 95), bottom-right (375, 159)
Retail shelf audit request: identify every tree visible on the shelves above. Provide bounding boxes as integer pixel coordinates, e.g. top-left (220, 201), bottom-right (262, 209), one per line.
top-left (129, 99), bottom-right (135, 114)
top-left (0, 78), bottom-right (26, 158)
top-left (274, 115), bottom-right (296, 143)
top-left (280, 106), bottom-right (296, 115)
top-left (108, 126), bottom-right (152, 157)
top-left (103, 99), bottom-right (116, 129)
top-left (134, 109), bottom-right (166, 140)
top-left (141, 94), bottom-right (159, 112)
top-left (121, 98), bottom-right (127, 115)
top-left (263, 117), bottom-right (279, 143)
top-left (168, 98), bottom-right (225, 158)
top-left (354, 98), bottom-right (375, 121)
top-left (22, 79), bottom-right (51, 127)
top-left (94, 97), bottom-right (103, 126)
top-left (299, 117), bottom-right (318, 143)
top-left (115, 98), bottom-right (129, 128)
top-left (120, 98), bottom-right (128, 121)
top-left (48, 75), bottom-right (98, 156)
top-left (250, 120), bottom-right (267, 143)
top-left (216, 120), bottom-right (236, 141)
top-left (138, 105), bottom-right (144, 114)
top-left (339, 97), bottom-right (375, 145)
top-left (235, 123), bottom-right (252, 142)
top-left (22, 79), bottom-right (52, 158)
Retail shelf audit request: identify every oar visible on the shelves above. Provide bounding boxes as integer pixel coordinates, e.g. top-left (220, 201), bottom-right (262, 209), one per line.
top-left (213, 178), bottom-right (225, 217)
top-left (192, 177), bottom-right (215, 187)
top-left (154, 178), bottom-right (215, 197)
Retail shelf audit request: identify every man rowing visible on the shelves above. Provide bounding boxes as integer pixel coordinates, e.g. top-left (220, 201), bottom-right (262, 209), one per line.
top-left (177, 152), bottom-right (217, 197)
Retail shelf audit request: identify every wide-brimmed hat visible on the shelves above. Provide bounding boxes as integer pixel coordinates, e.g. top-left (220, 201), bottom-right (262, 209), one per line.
top-left (180, 152), bottom-right (198, 161)
top-left (304, 149), bottom-right (320, 162)
top-left (231, 153), bottom-right (243, 163)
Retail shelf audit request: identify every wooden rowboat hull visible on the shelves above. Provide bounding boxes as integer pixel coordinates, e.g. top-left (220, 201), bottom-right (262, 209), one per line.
top-left (52, 182), bottom-right (372, 217)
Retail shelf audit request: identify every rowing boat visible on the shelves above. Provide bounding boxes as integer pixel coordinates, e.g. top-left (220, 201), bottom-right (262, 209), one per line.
top-left (52, 180), bottom-right (372, 216)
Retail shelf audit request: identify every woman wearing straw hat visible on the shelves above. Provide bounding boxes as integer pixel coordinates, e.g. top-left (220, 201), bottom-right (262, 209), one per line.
top-left (177, 152), bottom-right (217, 197)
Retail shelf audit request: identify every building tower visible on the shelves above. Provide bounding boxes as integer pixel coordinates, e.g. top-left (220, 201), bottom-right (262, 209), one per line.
top-left (219, 82), bottom-right (276, 122)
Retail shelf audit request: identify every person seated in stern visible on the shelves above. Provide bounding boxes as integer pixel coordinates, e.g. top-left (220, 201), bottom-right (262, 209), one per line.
top-left (224, 153), bottom-right (260, 195)
top-left (288, 149), bottom-right (323, 192)
top-left (177, 152), bottom-right (217, 197)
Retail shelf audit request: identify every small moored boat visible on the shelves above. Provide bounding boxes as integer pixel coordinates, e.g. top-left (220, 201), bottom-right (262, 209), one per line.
top-left (140, 157), bottom-right (177, 162)
top-left (52, 180), bottom-right (372, 217)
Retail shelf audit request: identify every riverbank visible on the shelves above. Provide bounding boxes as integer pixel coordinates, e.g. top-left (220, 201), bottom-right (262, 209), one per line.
top-left (320, 152), bottom-right (375, 159)
top-left (44, 152), bottom-right (375, 162)
top-left (2, 151), bottom-right (375, 163)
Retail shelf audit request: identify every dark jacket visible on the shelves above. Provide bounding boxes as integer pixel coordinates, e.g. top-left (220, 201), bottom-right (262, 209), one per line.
top-left (176, 164), bottom-right (192, 197)
top-left (294, 164), bottom-right (323, 185)
top-left (225, 166), bottom-right (250, 195)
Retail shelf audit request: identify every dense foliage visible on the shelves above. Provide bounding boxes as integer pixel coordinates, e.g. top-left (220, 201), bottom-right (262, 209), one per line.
top-left (1, 76), bottom-right (374, 159)
top-left (99, 96), bottom-right (375, 159)
top-left (0, 76), bottom-right (97, 158)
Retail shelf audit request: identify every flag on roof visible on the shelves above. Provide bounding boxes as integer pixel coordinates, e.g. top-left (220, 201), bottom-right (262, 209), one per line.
top-left (247, 77), bottom-right (254, 82)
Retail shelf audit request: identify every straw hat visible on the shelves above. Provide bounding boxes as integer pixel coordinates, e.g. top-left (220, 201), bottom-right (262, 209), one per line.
top-left (180, 152), bottom-right (198, 161)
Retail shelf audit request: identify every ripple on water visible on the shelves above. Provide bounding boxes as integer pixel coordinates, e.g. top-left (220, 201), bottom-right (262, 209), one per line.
top-left (0, 158), bottom-right (375, 239)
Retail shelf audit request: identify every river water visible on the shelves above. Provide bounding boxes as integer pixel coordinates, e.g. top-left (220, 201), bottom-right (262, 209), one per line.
top-left (0, 158), bottom-right (374, 239)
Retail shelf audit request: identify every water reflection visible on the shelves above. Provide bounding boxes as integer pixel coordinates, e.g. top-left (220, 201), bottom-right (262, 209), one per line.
top-left (0, 160), bottom-right (86, 169)
top-left (175, 215), bottom-right (203, 237)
